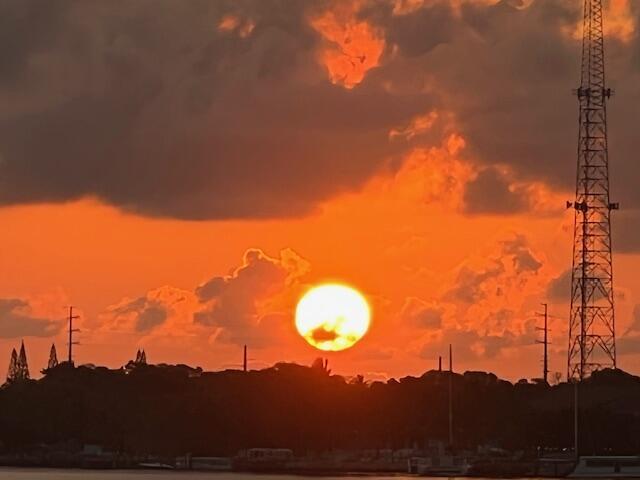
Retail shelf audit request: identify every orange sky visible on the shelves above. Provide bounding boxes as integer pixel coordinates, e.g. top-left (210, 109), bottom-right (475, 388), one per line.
top-left (2, 137), bottom-right (640, 381)
top-left (0, 0), bottom-right (639, 382)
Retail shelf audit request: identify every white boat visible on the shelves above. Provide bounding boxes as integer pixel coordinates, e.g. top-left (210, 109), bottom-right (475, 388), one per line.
top-left (569, 456), bottom-right (640, 477)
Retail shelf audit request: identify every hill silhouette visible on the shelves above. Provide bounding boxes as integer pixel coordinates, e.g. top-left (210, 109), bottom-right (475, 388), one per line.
top-left (1, 362), bottom-right (639, 457)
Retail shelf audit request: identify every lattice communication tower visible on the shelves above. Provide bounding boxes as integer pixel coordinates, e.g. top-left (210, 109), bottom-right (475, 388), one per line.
top-left (567, 0), bottom-right (618, 380)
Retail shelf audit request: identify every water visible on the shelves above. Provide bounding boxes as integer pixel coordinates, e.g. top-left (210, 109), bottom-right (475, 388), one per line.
top-left (0, 472), bottom-right (562, 480)
top-left (0, 471), bottom-right (421, 480)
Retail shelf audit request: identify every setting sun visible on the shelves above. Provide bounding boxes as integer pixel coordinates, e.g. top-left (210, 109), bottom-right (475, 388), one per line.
top-left (295, 284), bottom-right (371, 352)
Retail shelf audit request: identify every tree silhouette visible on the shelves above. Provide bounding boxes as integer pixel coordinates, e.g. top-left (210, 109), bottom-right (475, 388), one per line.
top-left (47, 344), bottom-right (59, 370)
top-left (311, 357), bottom-right (331, 375)
top-left (17, 341), bottom-right (30, 380)
top-left (5, 349), bottom-right (18, 384)
top-left (0, 363), bottom-right (638, 457)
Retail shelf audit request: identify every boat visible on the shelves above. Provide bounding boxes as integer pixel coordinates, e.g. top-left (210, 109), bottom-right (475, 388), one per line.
top-left (569, 456), bottom-right (640, 478)
top-left (138, 462), bottom-right (175, 470)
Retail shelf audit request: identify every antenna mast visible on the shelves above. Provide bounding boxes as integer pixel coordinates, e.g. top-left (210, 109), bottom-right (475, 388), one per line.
top-left (567, 0), bottom-right (617, 381)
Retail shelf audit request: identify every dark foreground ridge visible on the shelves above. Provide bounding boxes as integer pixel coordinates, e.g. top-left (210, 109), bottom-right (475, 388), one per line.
top-left (0, 361), bottom-right (639, 469)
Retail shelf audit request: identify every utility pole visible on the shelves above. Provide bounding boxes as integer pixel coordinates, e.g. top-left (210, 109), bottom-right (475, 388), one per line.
top-left (67, 306), bottom-right (80, 365)
top-left (567, 0), bottom-right (617, 381)
top-left (243, 345), bottom-right (247, 372)
top-left (574, 380), bottom-right (579, 460)
top-left (536, 303), bottom-right (549, 384)
top-left (448, 344), bottom-right (453, 448)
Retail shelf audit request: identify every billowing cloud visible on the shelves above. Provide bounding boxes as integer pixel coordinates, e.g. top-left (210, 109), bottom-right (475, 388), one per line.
top-left (106, 293), bottom-right (168, 333)
top-left (99, 286), bottom-right (194, 335)
top-left (195, 248), bottom-right (310, 346)
top-left (444, 235), bottom-right (544, 331)
top-left (0, 298), bottom-right (63, 338)
top-left (390, 233), bottom-right (548, 361)
top-left (100, 249), bottom-right (310, 349)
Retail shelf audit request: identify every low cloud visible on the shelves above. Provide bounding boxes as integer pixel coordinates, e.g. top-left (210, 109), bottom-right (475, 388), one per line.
top-left (445, 234), bottom-right (543, 306)
top-left (0, 298), bottom-right (62, 338)
top-left (108, 297), bottom-right (168, 333)
top-left (101, 248), bottom-right (310, 349)
top-left (400, 233), bottom-right (547, 361)
top-left (195, 248), bottom-right (310, 346)
top-left (101, 286), bottom-right (192, 334)
top-left (399, 297), bottom-right (443, 329)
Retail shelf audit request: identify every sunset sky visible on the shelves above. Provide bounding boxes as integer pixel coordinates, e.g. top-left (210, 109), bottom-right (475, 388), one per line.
top-left (1, 0), bottom-right (640, 381)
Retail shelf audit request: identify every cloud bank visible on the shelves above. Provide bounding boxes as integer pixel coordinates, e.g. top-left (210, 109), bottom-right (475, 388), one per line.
top-left (0, 0), bottom-right (637, 220)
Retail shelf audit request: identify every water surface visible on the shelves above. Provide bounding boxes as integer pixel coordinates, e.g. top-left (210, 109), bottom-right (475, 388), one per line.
top-left (0, 471), bottom-right (413, 480)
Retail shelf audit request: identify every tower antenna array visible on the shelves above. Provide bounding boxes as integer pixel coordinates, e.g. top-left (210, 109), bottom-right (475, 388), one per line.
top-left (567, 0), bottom-right (618, 380)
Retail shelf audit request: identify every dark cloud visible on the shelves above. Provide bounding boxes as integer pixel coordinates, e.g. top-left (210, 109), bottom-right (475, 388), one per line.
top-left (363, 1), bottom-right (456, 58)
top-left (0, 0), bottom-right (430, 220)
top-left (0, 298), bottom-right (62, 338)
top-left (463, 168), bottom-right (529, 215)
top-left (361, 0), bottom-right (582, 192)
top-left (109, 296), bottom-right (169, 332)
top-left (2, 0), bottom-right (639, 225)
top-left (371, 0), bottom-right (640, 222)
top-left (310, 326), bottom-right (339, 343)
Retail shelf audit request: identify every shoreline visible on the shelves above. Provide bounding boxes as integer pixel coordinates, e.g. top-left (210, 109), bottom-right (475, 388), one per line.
top-left (0, 464), bottom-right (572, 478)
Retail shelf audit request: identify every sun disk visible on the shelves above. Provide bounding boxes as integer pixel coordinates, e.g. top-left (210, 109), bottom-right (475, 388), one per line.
top-left (295, 283), bottom-right (370, 352)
